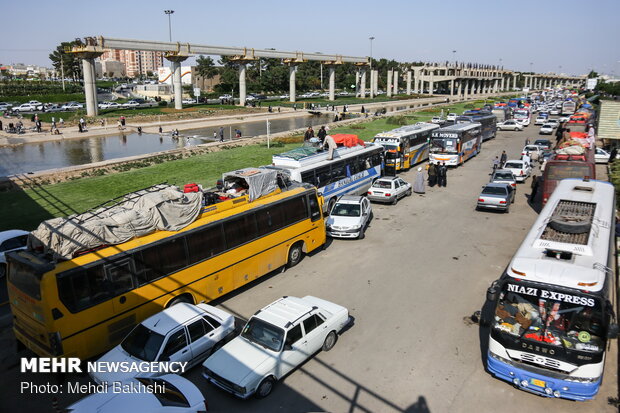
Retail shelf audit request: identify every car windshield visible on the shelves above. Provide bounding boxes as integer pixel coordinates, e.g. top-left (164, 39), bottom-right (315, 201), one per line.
top-left (493, 172), bottom-right (514, 180)
top-left (121, 324), bottom-right (165, 361)
top-left (534, 141), bottom-right (549, 145)
top-left (493, 282), bottom-right (605, 353)
top-left (482, 186), bottom-right (507, 195)
top-left (332, 203), bottom-right (361, 217)
top-left (504, 162), bottom-right (523, 169)
top-left (430, 138), bottom-right (458, 154)
top-left (241, 317), bottom-right (284, 352)
top-left (372, 180), bottom-right (393, 189)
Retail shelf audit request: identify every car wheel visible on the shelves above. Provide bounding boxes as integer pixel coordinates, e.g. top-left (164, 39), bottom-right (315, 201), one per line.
top-left (286, 242), bottom-right (304, 268)
top-left (322, 331), bottom-right (338, 351)
top-left (255, 377), bottom-right (275, 399)
top-left (391, 196), bottom-right (398, 205)
top-left (505, 205), bottom-right (510, 213)
top-left (358, 227), bottom-right (365, 240)
top-left (406, 188), bottom-right (412, 196)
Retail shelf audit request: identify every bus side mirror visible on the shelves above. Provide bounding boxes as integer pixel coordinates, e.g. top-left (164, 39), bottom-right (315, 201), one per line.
top-left (608, 324), bottom-right (619, 339)
top-left (486, 281), bottom-right (500, 302)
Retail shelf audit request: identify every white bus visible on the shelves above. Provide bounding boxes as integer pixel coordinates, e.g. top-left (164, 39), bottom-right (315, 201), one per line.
top-left (562, 100), bottom-right (577, 115)
top-left (372, 123), bottom-right (439, 172)
top-left (428, 122), bottom-right (482, 166)
top-left (485, 178), bottom-right (617, 401)
top-left (271, 143), bottom-right (384, 212)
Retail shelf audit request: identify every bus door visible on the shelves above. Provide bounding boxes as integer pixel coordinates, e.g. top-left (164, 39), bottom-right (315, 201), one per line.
top-left (401, 138), bottom-right (411, 169)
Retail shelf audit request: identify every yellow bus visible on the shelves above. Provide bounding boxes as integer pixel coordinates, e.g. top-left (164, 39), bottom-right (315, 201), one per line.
top-left (7, 170), bottom-right (326, 360)
top-left (372, 123), bottom-right (439, 172)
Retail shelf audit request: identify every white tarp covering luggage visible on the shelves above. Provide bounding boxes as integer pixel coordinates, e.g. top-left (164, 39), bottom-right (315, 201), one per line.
top-left (556, 145), bottom-right (585, 155)
top-left (222, 168), bottom-right (278, 201)
top-left (29, 184), bottom-right (203, 260)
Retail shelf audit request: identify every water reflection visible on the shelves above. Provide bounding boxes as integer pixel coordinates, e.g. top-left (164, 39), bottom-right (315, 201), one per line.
top-left (0, 113), bottom-right (334, 176)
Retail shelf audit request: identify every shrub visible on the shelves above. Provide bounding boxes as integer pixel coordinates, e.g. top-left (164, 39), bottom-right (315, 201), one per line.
top-left (386, 116), bottom-right (409, 126)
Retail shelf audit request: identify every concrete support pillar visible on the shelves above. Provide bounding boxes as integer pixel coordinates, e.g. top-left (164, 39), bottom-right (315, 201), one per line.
top-left (393, 70), bottom-right (399, 95)
top-left (369, 69), bottom-right (375, 99)
top-left (172, 61), bottom-right (183, 109)
top-left (457, 80), bottom-right (462, 97)
top-left (429, 71), bottom-right (434, 95)
top-left (238, 64), bottom-right (247, 106)
top-left (82, 57), bottom-right (98, 116)
top-left (289, 65), bottom-right (297, 103)
top-left (386, 70), bottom-right (393, 98)
top-left (374, 70), bottom-right (379, 95)
top-left (406, 71), bottom-right (412, 95)
top-left (450, 79), bottom-right (455, 96)
top-left (328, 66), bottom-right (336, 101)
top-left (494, 79), bottom-right (498, 93)
top-left (360, 69), bottom-right (367, 98)
top-left (355, 70), bottom-right (360, 97)
top-left (501, 77), bottom-right (505, 91)
top-left (413, 69), bottom-right (420, 94)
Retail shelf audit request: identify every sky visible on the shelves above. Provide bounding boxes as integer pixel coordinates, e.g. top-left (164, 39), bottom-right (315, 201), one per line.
top-left (2, 0), bottom-right (619, 77)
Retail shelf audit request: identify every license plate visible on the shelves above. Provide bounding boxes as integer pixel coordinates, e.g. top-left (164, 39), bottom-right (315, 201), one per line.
top-left (530, 378), bottom-right (545, 388)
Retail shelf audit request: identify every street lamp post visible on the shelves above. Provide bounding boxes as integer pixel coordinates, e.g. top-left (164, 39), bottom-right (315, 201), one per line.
top-left (164, 10), bottom-right (174, 42)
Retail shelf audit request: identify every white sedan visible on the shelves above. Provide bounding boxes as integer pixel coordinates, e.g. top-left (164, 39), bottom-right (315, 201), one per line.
top-left (539, 123), bottom-right (554, 135)
top-left (62, 102), bottom-right (84, 111)
top-left (497, 120), bottom-right (524, 131)
top-left (326, 195), bottom-right (372, 239)
top-left (534, 116), bottom-right (548, 125)
top-left (91, 302), bottom-right (235, 385)
top-left (515, 117), bottom-right (530, 127)
top-left (203, 296), bottom-right (349, 399)
top-left (367, 176), bottom-right (412, 204)
top-left (65, 374), bottom-right (207, 413)
top-left (503, 159), bottom-right (532, 182)
top-left (594, 147), bottom-right (620, 164)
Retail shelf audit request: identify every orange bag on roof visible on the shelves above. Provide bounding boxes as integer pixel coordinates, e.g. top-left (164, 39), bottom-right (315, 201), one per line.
top-left (330, 134), bottom-right (365, 147)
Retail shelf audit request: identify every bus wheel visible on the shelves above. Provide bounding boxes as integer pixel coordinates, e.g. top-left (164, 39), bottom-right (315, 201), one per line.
top-left (286, 242), bottom-right (304, 268)
top-left (167, 294), bottom-right (193, 307)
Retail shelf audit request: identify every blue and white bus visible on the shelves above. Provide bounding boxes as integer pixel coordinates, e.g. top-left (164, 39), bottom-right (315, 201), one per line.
top-left (457, 111), bottom-right (497, 142)
top-left (485, 178), bottom-right (617, 401)
top-left (271, 142), bottom-right (384, 212)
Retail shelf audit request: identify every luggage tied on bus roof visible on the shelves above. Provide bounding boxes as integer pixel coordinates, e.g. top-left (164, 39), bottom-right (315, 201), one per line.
top-left (222, 168), bottom-right (279, 202)
top-left (29, 184), bottom-right (203, 260)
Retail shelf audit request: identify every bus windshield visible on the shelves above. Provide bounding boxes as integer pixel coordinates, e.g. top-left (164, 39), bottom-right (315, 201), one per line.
top-left (121, 324), bottom-right (166, 361)
top-left (494, 283), bottom-right (605, 353)
top-left (7, 256), bottom-right (43, 300)
top-left (545, 164), bottom-right (591, 180)
top-left (430, 138), bottom-right (458, 154)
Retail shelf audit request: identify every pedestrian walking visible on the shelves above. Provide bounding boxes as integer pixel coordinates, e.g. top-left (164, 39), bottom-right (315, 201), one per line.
top-left (0, 119), bottom-right (3, 131)
top-left (437, 162), bottom-right (448, 187)
top-left (78, 122), bottom-right (84, 133)
top-left (522, 151), bottom-right (531, 167)
top-left (427, 163), bottom-right (437, 187)
top-left (361, 106), bottom-right (365, 114)
top-left (36, 120), bottom-right (42, 133)
top-left (524, 138), bottom-right (530, 146)
top-left (413, 167), bottom-right (425, 194)
top-left (530, 175), bottom-right (539, 201)
top-left (219, 127), bottom-right (224, 142)
top-left (609, 147), bottom-right (618, 163)
top-left (59, 118), bottom-right (64, 128)
top-left (159, 125), bottom-right (163, 134)
top-left (500, 150), bottom-right (507, 167)
top-left (293, 104), bottom-right (297, 111)
top-left (120, 116), bottom-right (126, 127)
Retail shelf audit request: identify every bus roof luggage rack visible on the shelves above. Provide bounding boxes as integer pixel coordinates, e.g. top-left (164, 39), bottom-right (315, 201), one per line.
top-left (540, 200), bottom-right (595, 246)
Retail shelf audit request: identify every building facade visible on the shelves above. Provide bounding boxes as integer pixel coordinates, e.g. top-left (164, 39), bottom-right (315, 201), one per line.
top-left (99, 50), bottom-right (163, 78)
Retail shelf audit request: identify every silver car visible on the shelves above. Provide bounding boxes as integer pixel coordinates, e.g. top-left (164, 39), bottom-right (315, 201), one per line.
top-left (490, 169), bottom-right (517, 192)
top-left (367, 177), bottom-right (412, 204)
top-left (325, 196), bottom-right (372, 239)
top-left (477, 183), bottom-right (515, 213)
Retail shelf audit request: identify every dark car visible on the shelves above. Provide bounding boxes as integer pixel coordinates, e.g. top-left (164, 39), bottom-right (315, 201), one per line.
top-left (533, 139), bottom-right (552, 149)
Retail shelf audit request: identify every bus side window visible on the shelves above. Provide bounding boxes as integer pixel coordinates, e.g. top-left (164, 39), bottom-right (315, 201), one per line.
top-left (301, 171), bottom-right (317, 187)
top-left (134, 237), bottom-right (188, 284)
top-left (330, 162), bottom-right (346, 183)
top-left (316, 166), bottom-right (330, 187)
top-left (283, 196), bottom-right (308, 225)
top-left (105, 258), bottom-right (135, 296)
top-left (308, 194), bottom-right (322, 222)
top-left (224, 213), bottom-right (258, 249)
top-left (57, 265), bottom-right (110, 312)
top-left (185, 224), bottom-right (225, 265)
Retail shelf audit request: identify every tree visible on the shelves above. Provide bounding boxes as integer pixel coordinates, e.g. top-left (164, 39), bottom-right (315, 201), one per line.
top-left (49, 41), bottom-right (83, 81)
top-left (196, 55), bottom-right (218, 80)
top-left (146, 70), bottom-right (154, 77)
top-left (587, 70), bottom-right (599, 79)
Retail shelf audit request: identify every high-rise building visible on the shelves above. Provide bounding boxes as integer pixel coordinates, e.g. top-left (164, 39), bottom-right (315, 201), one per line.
top-left (99, 50), bottom-right (163, 78)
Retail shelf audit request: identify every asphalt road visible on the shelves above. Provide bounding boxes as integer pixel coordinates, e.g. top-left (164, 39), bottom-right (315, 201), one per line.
top-left (0, 119), bottom-right (617, 413)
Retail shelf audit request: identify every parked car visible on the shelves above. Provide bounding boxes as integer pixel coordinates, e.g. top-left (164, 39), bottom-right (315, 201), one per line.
top-left (62, 102), bottom-right (84, 111)
top-left (477, 183), bottom-right (515, 213)
top-left (12, 103), bottom-right (39, 112)
top-left (594, 147), bottom-right (620, 163)
top-left (521, 145), bottom-right (543, 160)
top-left (550, 108), bottom-right (560, 115)
top-left (218, 94), bottom-right (232, 100)
top-left (0, 102), bottom-right (14, 111)
top-left (431, 116), bottom-right (443, 124)
top-left (515, 117), bottom-right (530, 127)
top-left (503, 159), bottom-right (532, 182)
top-left (489, 169), bottom-right (517, 190)
top-left (533, 139), bottom-right (552, 149)
top-left (546, 119), bottom-right (559, 128)
top-left (182, 98), bottom-right (197, 104)
top-left (279, 94), bottom-right (289, 99)
top-left (367, 176), bottom-right (412, 205)
top-left (0, 230), bottom-right (29, 277)
top-left (44, 104), bottom-right (64, 112)
top-left (325, 195), bottom-right (372, 239)
top-left (497, 120), bottom-right (524, 131)
top-left (65, 374), bottom-right (208, 413)
top-left (203, 296), bottom-right (350, 399)
top-left (539, 123), bottom-right (554, 135)
top-left (446, 113), bottom-right (457, 122)
top-left (122, 100), bottom-right (140, 109)
top-left (90, 302), bottom-right (235, 385)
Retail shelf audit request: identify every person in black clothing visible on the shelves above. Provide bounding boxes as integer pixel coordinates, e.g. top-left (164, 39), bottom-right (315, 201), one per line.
top-left (500, 150), bottom-right (507, 167)
top-left (555, 124), bottom-right (564, 147)
top-left (317, 126), bottom-right (327, 144)
top-left (610, 147), bottom-right (618, 164)
top-left (437, 162), bottom-right (447, 187)
top-left (427, 163), bottom-right (437, 187)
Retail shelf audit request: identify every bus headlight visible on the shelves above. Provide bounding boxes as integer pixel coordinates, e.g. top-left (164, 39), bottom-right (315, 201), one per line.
top-left (553, 390), bottom-right (561, 398)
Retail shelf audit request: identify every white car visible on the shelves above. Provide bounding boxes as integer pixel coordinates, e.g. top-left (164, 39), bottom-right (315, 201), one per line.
top-left (431, 116), bottom-right (443, 124)
top-left (546, 119), bottom-right (559, 128)
top-left (515, 117), bottom-right (530, 127)
top-left (279, 94), bottom-right (289, 99)
top-left (0, 102), bottom-right (13, 111)
top-left (203, 296), bottom-right (349, 399)
top-left (497, 120), bottom-right (524, 131)
top-left (534, 116), bottom-right (547, 125)
top-left (325, 195), bottom-right (372, 239)
top-left (218, 94), bottom-right (232, 100)
top-left (62, 102), bottom-right (84, 111)
top-left (503, 159), bottom-right (532, 182)
top-left (182, 98), bottom-right (197, 104)
top-left (367, 176), bottom-right (412, 204)
top-left (12, 103), bottom-right (39, 112)
top-left (122, 100), bottom-right (140, 109)
top-left (446, 113), bottom-right (457, 121)
top-left (521, 145), bottom-right (543, 160)
top-left (66, 374), bottom-right (207, 413)
top-left (0, 230), bottom-right (29, 277)
top-left (539, 123), bottom-right (554, 135)
top-left (91, 302), bottom-right (235, 385)
top-left (559, 116), bottom-right (570, 123)
top-left (550, 108), bottom-right (560, 115)
top-left (594, 147), bottom-right (620, 164)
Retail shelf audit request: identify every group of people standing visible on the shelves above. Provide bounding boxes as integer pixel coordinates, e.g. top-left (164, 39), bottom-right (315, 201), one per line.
top-left (426, 162), bottom-right (448, 188)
